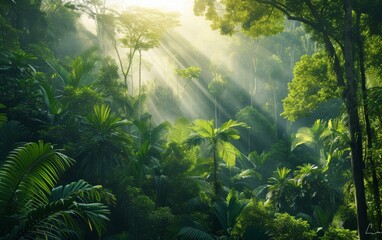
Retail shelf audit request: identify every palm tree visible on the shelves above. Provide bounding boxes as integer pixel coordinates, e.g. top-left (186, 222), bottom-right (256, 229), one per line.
top-left (0, 140), bottom-right (115, 239)
top-left (266, 167), bottom-right (295, 212)
top-left (178, 190), bottom-right (248, 239)
top-left (127, 116), bottom-right (169, 187)
top-left (77, 104), bottom-right (131, 182)
top-left (292, 119), bottom-right (331, 165)
top-left (47, 48), bottom-right (99, 89)
top-left (185, 119), bottom-right (247, 197)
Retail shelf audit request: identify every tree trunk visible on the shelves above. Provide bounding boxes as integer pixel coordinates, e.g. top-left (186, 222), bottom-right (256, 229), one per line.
top-left (356, 9), bottom-right (382, 231)
top-left (138, 49), bottom-right (142, 119)
top-left (213, 147), bottom-right (218, 197)
top-left (343, 1), bottom-right (368, 239)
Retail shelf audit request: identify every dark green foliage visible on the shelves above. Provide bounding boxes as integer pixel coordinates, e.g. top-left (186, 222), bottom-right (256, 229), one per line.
top-left (236, 106), bottom-right (275, 152)
top-left (0, 140), bottom-right (114, 239)
top-left (232, 200), bottom-right (272, 240)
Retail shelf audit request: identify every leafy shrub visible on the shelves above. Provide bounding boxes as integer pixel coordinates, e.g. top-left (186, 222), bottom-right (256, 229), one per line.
top-left (266, 213), bottom-right (316, 240)
top-left (319, 226), bottom-right (357, 240)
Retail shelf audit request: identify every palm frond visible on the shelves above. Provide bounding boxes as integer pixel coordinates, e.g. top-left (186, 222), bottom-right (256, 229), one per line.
top-left (0, 141), bottom-right (75, 221)
top-left (177, 227), bottom-right (215, 240)
top-left (291, 127), bottom-right (314, 150)
top-left (46, 59), bottom-right (71, 87)
top-left (217, 141), bottom-right (240, 167)
top-left (219, 120), bottom-right (248, 141)
top-left (168, 117), bottom-right (191, 144)
top-left (0, 120), bottom-right (28, 160)
top-left (191, 119), bottom-right (214, 138)
top-left (14, 197), bottom-right (111, 239)
top-left (0, 103), bottom-right (7, 127)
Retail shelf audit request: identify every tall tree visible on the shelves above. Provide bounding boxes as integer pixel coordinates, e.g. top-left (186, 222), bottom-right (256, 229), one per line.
top-left (192, 1), bottom-right (371, 238)
top-left (98, 7), bottom-right (179, 95)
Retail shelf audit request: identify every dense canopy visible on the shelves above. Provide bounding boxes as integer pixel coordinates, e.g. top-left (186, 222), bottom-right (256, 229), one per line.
top-left (1, 0), bottom-right (382, 239)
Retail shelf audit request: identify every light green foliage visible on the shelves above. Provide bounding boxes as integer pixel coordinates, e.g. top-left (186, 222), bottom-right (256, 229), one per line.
top-left (193, 0), bottom-right (284, 37)
top-left (118, 7), bottom-right (179, 50)
top-left (292, 119), bottom-right (331, 164)
top-left (282, 52), bottom-right (339, 121)
top-left (168, 117), bottom-right (192, 144)
top-left (187, 119), bottom-right (246, 167)
top-left (319, 226), bottom-right (357, 240)
top-left (208, 73), bottom-right (227, 96)
top-left (176, 66), bottom-right (202, 89)
top-left (267, 213), bottom-right (316, 240)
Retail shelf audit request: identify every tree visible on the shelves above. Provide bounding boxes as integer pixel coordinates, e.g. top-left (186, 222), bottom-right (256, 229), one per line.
top-left (127, 116), bottom-right (169, 187)
top-left (178, 189), bottom-right (249, 239)
top-left (76, 104), bottom-right (131, 183)
top-left (208, 73), bottom-right (227, 127)
top-left (176, 66), bottom-right (202, 118)
top-left (282, 52), bottom-right (340, 121)
top-left (193, 0), bottom-right (371, 238)
top-left (99, 7), bottom-right (179, 95)
top-left (185, 119), bottom-right (247, 197)
top-left (291, 120), bottom-right (331, 165)
top-left (266, 167), bottom-right (295, 212)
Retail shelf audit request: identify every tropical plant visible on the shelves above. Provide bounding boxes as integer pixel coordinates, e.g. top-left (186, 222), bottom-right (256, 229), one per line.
top-left (266, 167), bottom-right (296, 212)
top-left (127, 116), bottom-right (169, 187)
top-left (0, 140), bottom-right (115, 239)
top-left (47, 48), bottom-right (99, 89)
top-left (178, 190), bottom-right (248, 240)
top-left (185, 119), bottom-right (247, 197)
top-left (291, 120), bottom-right (331, 165)
top-left (213, 190), bottom-right (249, 236)
top-left (77, 104), bottom-right (131, 182)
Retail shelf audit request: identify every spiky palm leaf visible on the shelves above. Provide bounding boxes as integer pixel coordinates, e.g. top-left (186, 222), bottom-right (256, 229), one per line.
top-left (167, 117), bottom-right (191, 144)
top-left (0, 141), bottom-right (75, 221)
top-left (0, 104), bottom-right (6, 127)
top-left (266, 167), bottom-right (294, 209)
top-left (177, 227), bottom-right (215, 240)
top-left (85, 104), bottom-right (130, 133)
top-left (213, 190), bottom-right (248, 235)
top-left (186, 119), bottom-right (245, 167)
top-left (177, 218), bottom-right (215, 240)
top-left (11, 180), bottom-right (113, 239)
top-left (0, 141), bottom-right (114, 239)
top-left (294, 164), bottom-right (319, 186)
top-left (0, 120), bottom-right (28, 160)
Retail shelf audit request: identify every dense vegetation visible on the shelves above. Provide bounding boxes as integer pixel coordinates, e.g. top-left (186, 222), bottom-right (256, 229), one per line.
top-left (1, 0), bottom-right (382, 239)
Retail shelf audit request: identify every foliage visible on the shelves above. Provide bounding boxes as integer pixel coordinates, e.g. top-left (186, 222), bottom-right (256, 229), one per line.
top-left (0, 140), bottom-right (114, 239)
top-left (266, 213), bottom-right (316, 240)
top-left (232, 199), bottom-right (272, 240)
top-left (76, 104), bottom-right (131, 182)
top-left (319, 226), bottom-right (357, 240)
top-left (213, 190), bottom-right (249, 236)
top-left (282, 52), bottom-right (340, 121)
